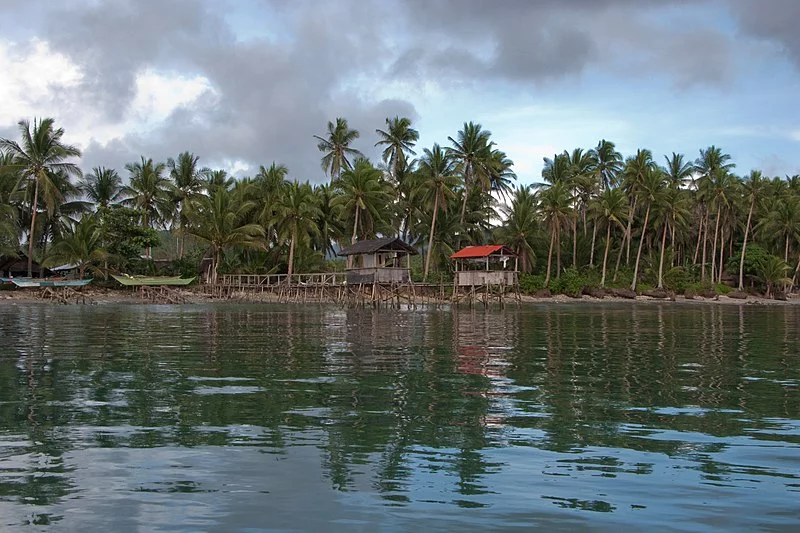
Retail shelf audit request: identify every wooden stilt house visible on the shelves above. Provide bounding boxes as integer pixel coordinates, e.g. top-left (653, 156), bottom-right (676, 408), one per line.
top-left (451, 245), bottom-right (519, 287)
top-left (338, 237), bottom-right (417, 285)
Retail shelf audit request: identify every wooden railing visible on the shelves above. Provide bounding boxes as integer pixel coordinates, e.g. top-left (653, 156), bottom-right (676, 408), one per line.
top-left (218, 272), bottom-right (347, 287)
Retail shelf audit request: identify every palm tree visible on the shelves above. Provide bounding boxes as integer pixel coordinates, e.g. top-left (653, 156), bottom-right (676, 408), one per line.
top-left (592, 139), bottom-right (623, 190)
top-left (80, 167), bottom-right (124, 209)
top-left (393, 158), bottom-right (420, 241)
top-left (663, 153), bottom-right (693, 189)
top-left (447, 122), bottom-right (493, 229)
top-left (487, 148), bottom-right (516, 202)
top-left (204, 169), bottom-right (234, 194)
top-left (631, 167), bottom-right (666, 291)
top-left (739, 170), bottom-right (766, 290)
top-left (167, 152), bottom-right (205, 258)
top-left (588, 188), bottom-right (628, 286)
top-left (122, 156), bottom-right (171, 258)
top-left (374, 116), bottom-right (418, 184)
top-left (760, 196), bottom-right (800, 264)
top-left (38, 171), bottom-right (90, 252)
top-left (496, 185), bottom-right (537, 273)
top-left (537, 180), bottom-right (573, 286)
top-left (0, 118), bottom-right (82, 276)
top-left (251, 162), bottom-right (289, 242)
top-left (312, 183), bottom-right (344, 258)
top-left (332, 158), bottom-right (392, 247)
top-left (186, 187), bottom-right (265, 284)
top-left (567, 147), bottom-right (598, 265)
top-left (620, 149), bottom-right (657, 268)
top-left (45, 216), bottom-right (104, 279)
top-left (654, 187), bottom-right (690, 288)
top-left (314, 118), bottom-right (363, 180)
top-left (417, 144), bottom-right (458, 280)
top-left (757, 255), bottom-right (791, 299)
top-left (276, 181), bottom-right (322, 279)
top-left (694, 146), bottom-right (735, 282)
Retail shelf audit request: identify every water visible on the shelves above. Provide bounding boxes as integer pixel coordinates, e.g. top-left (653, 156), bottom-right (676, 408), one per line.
top-left (0, 302), bottom-right (798, 532)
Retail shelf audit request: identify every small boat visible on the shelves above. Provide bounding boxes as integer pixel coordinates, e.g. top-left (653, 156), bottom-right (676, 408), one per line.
top-left (111, 274), bottom-right (195, 287)
top-left (9, 278), bottom-right (92, 288)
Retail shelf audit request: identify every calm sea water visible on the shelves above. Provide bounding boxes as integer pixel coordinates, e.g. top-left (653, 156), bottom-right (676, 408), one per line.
top-left (0, 302), bottom-right (798, 532)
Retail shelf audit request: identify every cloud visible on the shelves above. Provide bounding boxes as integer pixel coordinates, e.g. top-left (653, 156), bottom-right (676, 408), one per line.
top-left (729, 0), bottom-right (800, 67)
top-left (0, 0), bottom-right (797, 183)
top-left (0, 39), bottom-right (83, 125)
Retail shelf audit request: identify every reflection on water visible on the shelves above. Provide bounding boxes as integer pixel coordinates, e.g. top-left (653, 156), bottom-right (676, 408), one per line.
top-left (1, 303), bottom-right (799, 531)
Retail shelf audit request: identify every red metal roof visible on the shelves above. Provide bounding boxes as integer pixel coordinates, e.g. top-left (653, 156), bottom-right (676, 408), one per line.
top-left (450, 245), bottom-right (516, 259)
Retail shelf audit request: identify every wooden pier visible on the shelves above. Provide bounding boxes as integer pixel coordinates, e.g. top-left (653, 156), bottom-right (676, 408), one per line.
top-left (206, 272), bottom-right (459, 308)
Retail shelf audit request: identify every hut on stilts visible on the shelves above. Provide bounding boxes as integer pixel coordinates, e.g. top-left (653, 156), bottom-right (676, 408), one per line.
top-left (337, 237), bottom-right (418, 308)
top-left (450, 245), bottom-right (520, 307)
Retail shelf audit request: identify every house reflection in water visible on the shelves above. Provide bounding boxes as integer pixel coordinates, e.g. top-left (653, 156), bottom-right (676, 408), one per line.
top-left (454, 312), bottom-right (519, 429)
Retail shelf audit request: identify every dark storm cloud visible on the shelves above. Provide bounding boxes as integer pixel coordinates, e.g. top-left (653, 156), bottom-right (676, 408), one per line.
top-left (36, 0), bottom-right (415, 180)
top-left (1, 0), bottom-right (791, 181)
top-left (729, 0), bottom-right (800, 67)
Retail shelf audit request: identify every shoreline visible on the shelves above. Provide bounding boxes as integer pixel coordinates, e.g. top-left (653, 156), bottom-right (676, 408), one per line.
top-left (1, 286), bottom-right (798, 307)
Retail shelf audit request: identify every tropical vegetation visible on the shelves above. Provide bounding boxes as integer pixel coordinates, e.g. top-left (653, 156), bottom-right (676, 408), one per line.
top-left (1, 116), bottom-right (799, 298)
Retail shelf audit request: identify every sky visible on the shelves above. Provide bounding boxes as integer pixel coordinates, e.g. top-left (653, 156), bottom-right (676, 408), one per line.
top-left (0, 0), bottom-right (799, 186)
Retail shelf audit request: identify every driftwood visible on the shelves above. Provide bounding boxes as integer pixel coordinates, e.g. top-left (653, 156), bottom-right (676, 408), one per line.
top-left (727, 291), bottom-right (748, 300)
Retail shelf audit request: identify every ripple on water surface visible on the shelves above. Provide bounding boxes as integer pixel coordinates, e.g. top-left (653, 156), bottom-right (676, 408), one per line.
top-left (0, 302), bottom-right (799, 531)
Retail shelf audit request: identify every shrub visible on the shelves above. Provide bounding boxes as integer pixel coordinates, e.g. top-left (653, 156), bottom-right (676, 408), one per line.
top-left (663, 266), bottom-right (690, 293)
top-left (520, 274), bottom-right (546, 294)
top-left (714, 283), bottom-right (732, 295)
top-left (559, 267), bottom-right (588, 297)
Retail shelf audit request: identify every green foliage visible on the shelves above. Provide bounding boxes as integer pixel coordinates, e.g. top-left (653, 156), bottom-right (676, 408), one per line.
top-left (714, 283), bottom-right (732, 295)
top-left (98, 206), bottom-right (160, 262)
top-left (550, 267), bottom-right (593, 297)
top-left (725, 244), bottom-right (770, 280)
top-left (662, 266), bottom-right (690, 292)
top-left (519, 273), bottom-right (546, 294)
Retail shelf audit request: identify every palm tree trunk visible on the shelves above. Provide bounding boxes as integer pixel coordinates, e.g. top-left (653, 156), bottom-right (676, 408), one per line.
top-left (658, 222), bottom-right (668, 289)
top-left (613, 230), bottom-right (624, 282)
top-left (213, 249), bottom-right (221, 285)
top-left (601, 224), bottom-right (611, 287)
top-left (27, 177), bottom-right (40, 278)
top-left (459, 167), bottom-right (471, 229)
top-left (424, 195), bottom-right (439, 282)
top-left (631, 204), bottom-right (650, 291)
top-left (701, 210), bottom-right (709, 282)
top-left (711, 209), bottom-right (720, 284)
top-left (572, 216), bottom-right (577, 268)
top-left (718, 225), bottom-right (725, 283)
top-left (545, 227), bottom-right (555, 287)
top-left (589, 224), bottom-right (598, 267)
top-left (785, 234), bottom-right (790, 263)
top-left (693, 212), bottom-right (703, 264)
top-left (348, 206), bottom-right (360, 269)
top-left (624, 198), bottom-right (637, 265)
top-left (287, 232), bottom-right (296, 280)
top-left (670, 224), bottom-right (676, 268)
top-left (739, 200), bottom-right (754, 290)
top-left (792, 252), bottom-right (800, 290)
top-left (556, 226), bottom-right (562, 278)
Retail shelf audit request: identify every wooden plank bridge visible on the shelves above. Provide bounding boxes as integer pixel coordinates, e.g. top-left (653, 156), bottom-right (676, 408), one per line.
top-left (206, 272), bottom-right (519, 308)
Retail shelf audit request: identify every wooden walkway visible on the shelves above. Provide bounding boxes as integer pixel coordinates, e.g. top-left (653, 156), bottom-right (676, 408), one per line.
top-left (209, 273), bottom-right (456, 308)
top-left (209, 272), bottom-right (518, 308)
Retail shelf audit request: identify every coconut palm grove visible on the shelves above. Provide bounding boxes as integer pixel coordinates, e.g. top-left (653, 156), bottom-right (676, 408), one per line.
top-left (1, 116), bottom-right (798, 298)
